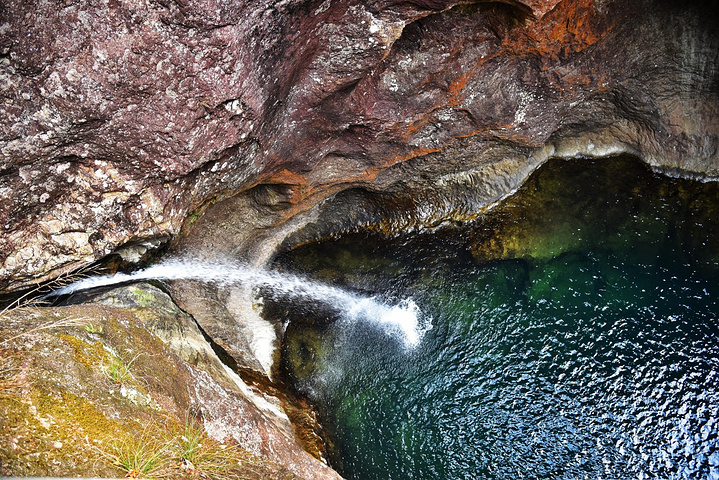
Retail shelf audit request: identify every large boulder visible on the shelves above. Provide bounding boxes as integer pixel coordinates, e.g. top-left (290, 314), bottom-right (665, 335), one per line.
top-left (1, 0), bottom-right (718, 292)
top-left (0, 283), bottom-right (340, 479)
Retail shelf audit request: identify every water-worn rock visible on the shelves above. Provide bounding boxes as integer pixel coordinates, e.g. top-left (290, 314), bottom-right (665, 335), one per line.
top-left (165, 0), bottom-right (718, 380)
top-left (1, 0), bottom-right (717, 292)
top-left (0, 283), bottom-right (340, 479)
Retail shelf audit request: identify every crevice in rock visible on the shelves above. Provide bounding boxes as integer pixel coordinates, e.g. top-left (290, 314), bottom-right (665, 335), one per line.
top-left (386, 0), bottom-right (530, 59)
top-left (273, 148), bottom-right (711, 262)
top-left (183, 299), bottom-right (333, 463)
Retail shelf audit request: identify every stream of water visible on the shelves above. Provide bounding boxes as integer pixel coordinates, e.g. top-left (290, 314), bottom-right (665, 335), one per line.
top-left (51, 259), bottom-right (428, 348)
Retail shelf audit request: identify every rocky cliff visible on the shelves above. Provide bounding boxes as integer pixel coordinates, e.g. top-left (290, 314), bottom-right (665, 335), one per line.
top-left (1, 0), bottom-right (717, 292)
top-left (0, 283), bottom-right (340, 478)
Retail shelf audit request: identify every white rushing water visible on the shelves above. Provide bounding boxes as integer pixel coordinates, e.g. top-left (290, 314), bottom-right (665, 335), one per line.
top-left (50, 259), bottom-right (430, 348)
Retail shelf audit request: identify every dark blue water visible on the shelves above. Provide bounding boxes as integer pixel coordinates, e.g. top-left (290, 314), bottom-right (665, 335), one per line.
top-left (276, 158), bottom-right (719, 480)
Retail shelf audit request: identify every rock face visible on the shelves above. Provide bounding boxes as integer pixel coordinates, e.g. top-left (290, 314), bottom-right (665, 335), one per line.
top-left (0, 283), bottom-right (340, 479)
top-left (1, 0), bottom-right (718, 292)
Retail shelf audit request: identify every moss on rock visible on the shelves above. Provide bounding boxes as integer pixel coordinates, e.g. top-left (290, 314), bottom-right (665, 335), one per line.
top-left (0, 284), bottom-right (337, 479)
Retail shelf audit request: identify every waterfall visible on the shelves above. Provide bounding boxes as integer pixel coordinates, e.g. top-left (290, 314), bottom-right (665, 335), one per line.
top-left (49, 259), bottom-right (430, 348)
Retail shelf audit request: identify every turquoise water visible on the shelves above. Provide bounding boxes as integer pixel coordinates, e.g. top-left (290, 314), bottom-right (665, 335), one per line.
top-left (275, 158), bottom-right (719, 479)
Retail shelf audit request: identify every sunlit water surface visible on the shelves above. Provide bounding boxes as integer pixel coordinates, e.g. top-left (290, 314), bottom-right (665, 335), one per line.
top-left (273, 158), bottom-right (719, 480)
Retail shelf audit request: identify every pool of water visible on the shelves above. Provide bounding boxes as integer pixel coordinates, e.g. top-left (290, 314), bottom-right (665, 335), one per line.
top-left (272, 157), bottom-right (719, 480)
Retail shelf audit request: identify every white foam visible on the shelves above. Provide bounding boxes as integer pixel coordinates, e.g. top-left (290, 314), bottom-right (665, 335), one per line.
top-left (50, 258), bottom-right (430, 348)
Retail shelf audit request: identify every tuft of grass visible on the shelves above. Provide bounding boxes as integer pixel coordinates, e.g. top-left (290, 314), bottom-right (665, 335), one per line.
top-left (84, 321), bottom-right (104, 334)
top-left (94, 425), bottom-right (170, 479)
top-left (168, 412), bottom-right (242, 479)
top-left (101, 353), bottom-right (139, 384)
top-left (91, 413), bottom-right (244, 479)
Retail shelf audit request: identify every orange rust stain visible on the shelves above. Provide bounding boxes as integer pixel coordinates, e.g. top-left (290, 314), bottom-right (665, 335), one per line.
top-left (397, 71), bottom-right (477, 142)
top-left (595, 74), bottom-right (611, 92)
top-left (302, 146), bottom-right (442, 202)
top-left (561, 70), bottom-right (594, 87)
top-left (447, 71), bottom-right (473, 102)
top-left (384, 146), bottom-right (443, 168)
top-left (397, 0), bottom-right (619, 145)
top-left (402, 116), bottom-right (432, 138)
top-left (265, 1), bottom-right (620, 224)
top-left (525, 0), bottom-right (615, 60)
top-left (261, 169), bottom-right (309, 187)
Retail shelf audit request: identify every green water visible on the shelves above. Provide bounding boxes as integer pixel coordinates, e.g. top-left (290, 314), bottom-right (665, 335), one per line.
top-left (273, 157), bottom-right (719, 480)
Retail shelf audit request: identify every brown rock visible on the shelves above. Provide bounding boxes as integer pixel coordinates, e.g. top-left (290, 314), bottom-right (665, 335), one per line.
top-left (1, 0), bottom-right (717, 292)
top-left (0, 283), bottom-right (340, 479)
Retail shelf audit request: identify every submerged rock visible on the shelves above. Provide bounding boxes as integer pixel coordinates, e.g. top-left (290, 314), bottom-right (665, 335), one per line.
top-left (467, 156), bottom-right (719, 265)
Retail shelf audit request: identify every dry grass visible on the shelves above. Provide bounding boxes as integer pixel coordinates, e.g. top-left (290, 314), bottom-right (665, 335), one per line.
top-left (167, 412), bottom-right (243, 479)
top-left (0, 265), bottom-right (107, 347)
top-left (0, 354), bottom-right (22, 396)
top-left (0, 263), bottom-right (102, 318)
top-left (0, 313), bottom-right (92, 347)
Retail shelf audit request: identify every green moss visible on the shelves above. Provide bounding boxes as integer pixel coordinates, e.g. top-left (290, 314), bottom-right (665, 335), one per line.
top-left (35, 390), bottom-right (120, 437)
top-left (129, 286), bottom-right (157, 308)
top-left (0, 301), bottom-right (308, 480)
top-left (59, 333), bottom-right (107, 369)
top-left (186, 211), bottom-right (203, 223)
top-left (0, 388), bottom-right (126, 477)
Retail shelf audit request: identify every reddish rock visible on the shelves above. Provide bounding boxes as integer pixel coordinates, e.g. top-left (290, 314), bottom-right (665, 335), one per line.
top-left (1, 0), bottom-right (717, 293)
